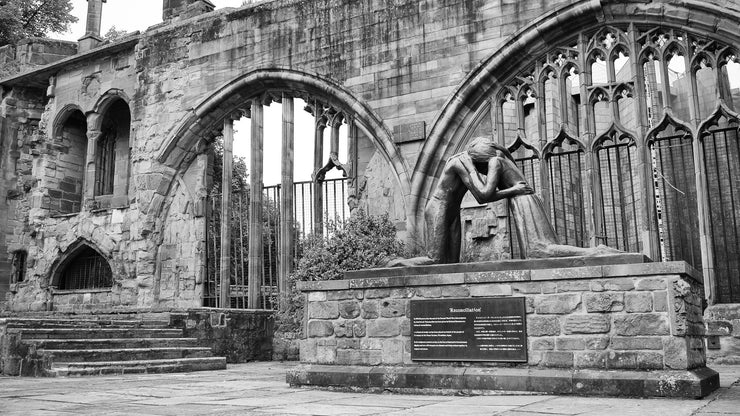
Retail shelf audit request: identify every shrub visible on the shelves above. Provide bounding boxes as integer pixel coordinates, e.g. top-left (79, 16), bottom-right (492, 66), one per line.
top-left (293, 210), bottom-right (405, 281)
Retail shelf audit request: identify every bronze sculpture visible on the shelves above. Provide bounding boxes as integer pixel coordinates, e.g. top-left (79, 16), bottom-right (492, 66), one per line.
top-left (392, 137), bottom-right (619, 266)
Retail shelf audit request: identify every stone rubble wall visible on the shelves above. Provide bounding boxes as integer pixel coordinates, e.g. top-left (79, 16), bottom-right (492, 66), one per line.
top-left (704, 304), bottom-right (740, 365)
top-left (298, 262), bottom-right (706, 370)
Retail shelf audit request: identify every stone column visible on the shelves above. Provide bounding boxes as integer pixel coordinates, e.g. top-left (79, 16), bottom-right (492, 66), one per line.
top-left (219, 118), bottom-right (235, 308)
top-left (280, 95), bottom-right (294, 297)
top-left (78, 0), bottom-right (107, 52)
top-left (312, 107), bottom-right (327, 236)
top-left (248, 101), bottom-right (264, 309)
top-left (83, 126), bottom-right (101, 210)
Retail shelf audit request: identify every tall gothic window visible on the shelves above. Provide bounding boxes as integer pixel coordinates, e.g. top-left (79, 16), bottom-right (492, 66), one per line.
top-left (468, 24), bottom-right (740, 303)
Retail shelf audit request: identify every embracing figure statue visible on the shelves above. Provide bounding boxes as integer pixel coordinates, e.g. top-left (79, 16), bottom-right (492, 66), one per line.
top-left (395, 136), bottom-right (619, 266)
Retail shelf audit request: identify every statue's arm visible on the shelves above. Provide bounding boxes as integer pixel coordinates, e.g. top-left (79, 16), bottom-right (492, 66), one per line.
top-left (457, 155), bottom-right (531, 203)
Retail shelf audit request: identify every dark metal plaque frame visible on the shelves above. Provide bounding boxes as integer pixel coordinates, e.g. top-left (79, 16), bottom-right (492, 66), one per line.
top-left (410, 297), bottom-right (528, 362)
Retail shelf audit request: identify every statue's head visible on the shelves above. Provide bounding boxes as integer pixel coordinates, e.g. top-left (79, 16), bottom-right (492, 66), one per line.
top-left (467, 137), bottom-right (515, 167)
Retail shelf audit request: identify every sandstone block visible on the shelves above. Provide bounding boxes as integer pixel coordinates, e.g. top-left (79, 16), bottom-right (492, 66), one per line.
top-left (300, 339), bottom-right (317, 363)
top-left (353, 321), bottom-right (366, 337)
top-left (556, 281), bottom-right (591, 292)
top-left (705, 320), bottom-right (732, 336)
top-left (528, 316), bottom-right (561, 336)
top-left (382, 339), bottom-right (405, 364)
top-left (380, 299), bottom-right (407, 318)
top-left (585, 337), bottom-right (610, 350)
top-left (441, 285), bottom-right (470, 297)
top-left (511, 282), bottom-right (543, 294)
top-left (531, 338), bottom-right (554, 350)
top-left (361, 300), bottom-right (379, 319)
top-left (416, 287), bottom-right (442, 298)
top-left (664, 337), bottom-right (688, 369)
top-left (337, 339), bottom-right (359, 349)
top-left (636, 278), bottom-right (666, 290)
top-left (584, 293), bottom-right (624, 312)
top-left (614, 314), bottom-right (670, 336)
top-left (336, 349), bottom-right (382, 366)
top-left (556, 337), bottom-right (585, 351)
top-left (390, 288), bottom-right (414, 299)
top-left (564, 315), bottom-right (610, 334)
top-left (541, 351), bottom-right (573, 368)
top-left (590, 279), bottom-right (634, 292)
top-left (308, 301), bottom-right (339, 319)
top-left (575, 351), bottom-right (607, 368)
top-left (308, 320), bottom-right (334, 338)
top-left (470, 283), bottom-right (513, 297)
top-left (365, 289), bottom-right (391, 299)
top-left (339, 301), bottom-right (361, 319)
top-left (307, 292), bottom-right (326, 302)
top-left (333, 321), bottom-right (353, 338)
top-left (316, 345), bottom-right (337, 364)
top-left (534, 293), bottom-right (581, 314)
top-left (653, 291), bottom-right (669, 312)
top-left (610, 337), bottom-right (663, 350)
top-left (327, 290), bottom-right (362, 301)
top-left (625, 292), bottom-right (652, 313)
top-left (367, 318), bottom-right (402, 337)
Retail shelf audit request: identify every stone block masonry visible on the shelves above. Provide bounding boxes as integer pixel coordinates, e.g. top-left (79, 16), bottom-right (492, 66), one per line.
top-left (291, 256), bottom-right (718, 397)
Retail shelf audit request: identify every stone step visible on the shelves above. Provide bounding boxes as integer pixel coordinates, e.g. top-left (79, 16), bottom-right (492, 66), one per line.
top-left (19, 328), bottom-right (184, 340)
top-left (51, 357), bottom-right (227, 377)
top-left (3, 318), bottom-right (170, 329)
top-left (38, 347), bottom-right (214, 362)
top-left (26, 338), bottom-right (202, 350)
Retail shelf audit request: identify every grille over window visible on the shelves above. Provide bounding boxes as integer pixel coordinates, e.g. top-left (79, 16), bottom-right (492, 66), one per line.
top-left (11, 251), bottom-right (27, 283)
top-left (59, 247), bottom-right (113, 290)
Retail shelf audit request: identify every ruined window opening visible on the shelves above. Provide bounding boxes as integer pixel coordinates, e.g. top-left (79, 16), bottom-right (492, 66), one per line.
top-left (94, 99), bottom-right (131, 202)
top-left (11, 251), bottom-right (27, 283)
top-left (53, 109), bottom-right (87, 215)
top-left (57, 246), bottom-right (113, 290)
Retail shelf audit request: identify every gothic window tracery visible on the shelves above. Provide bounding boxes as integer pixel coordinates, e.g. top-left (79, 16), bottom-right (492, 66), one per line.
top-left (467, 23), bottom-right (740, 302)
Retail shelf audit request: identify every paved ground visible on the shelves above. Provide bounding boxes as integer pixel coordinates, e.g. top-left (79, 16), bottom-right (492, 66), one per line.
top-left (1, 363), bottom-right (739, 416)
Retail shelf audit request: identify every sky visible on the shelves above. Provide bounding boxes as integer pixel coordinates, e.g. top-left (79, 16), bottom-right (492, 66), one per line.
top-left (53, 0), bottom-right (347, 186)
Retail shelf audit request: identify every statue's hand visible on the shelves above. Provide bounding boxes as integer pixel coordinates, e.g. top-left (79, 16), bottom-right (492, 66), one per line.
top-left (512, 182), bottom-right (534, 195)
top-left (458, 152), bottom-right (476, 172)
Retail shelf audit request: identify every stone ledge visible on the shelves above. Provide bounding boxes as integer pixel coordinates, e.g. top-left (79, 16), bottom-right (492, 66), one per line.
top-left (287, 364), bottom-right (719, 398)
top-left (298, 257), bottom-right (702, 292)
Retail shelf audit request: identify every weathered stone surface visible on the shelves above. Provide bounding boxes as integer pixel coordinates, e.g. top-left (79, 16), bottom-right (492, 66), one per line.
top-left (327, 290), bottom-right (362, 301)
top-left (527, 316), bottom-right (561, 336)
top-left (307, 292), bottom-right (326, 302)
top-left (541, 351), bottom-right (574, 368)
top-left (336, 349), bottom-right (382, 366)
top-left (531, 338), bottom-right (555, 350)
top-left (590, 279), bottom-right (635, 292)
top-left (334, 321), bottom-right (354, 338)
top-left (367, 318), bottom-right (402, 337)
top-left (534, 293), bottom-right (581, 314)
top-left (353, 321), bottom-right (366, 338)
top-left (361, 300), bottom-right (379, 319)
top-left (705, 320), bottom-right (732, 336)
top-left (564, 315), bottom-right (610, 334)
top-left (380, 299), bottom-right (407, 318)
top-left (470, 283), bottom-right (512, 297)
top-left (664, 337), bottom-right (689, 369)
top-left (584, 293), bottom-right (624, 312)
top-left (585, 337), bottom-right (610, 350)
top-left (614, 314), bottom-right (670, 336)
top-left (441, 285), bottom-right (470, 298)
top-left (575, 351), bottom-right (607, 368)
top-left (382, 339), bottom-right (404, 364)
top-left (653, 291), bottom-right (669, 312)
top-left (308, 321), bottom-right (334, 338)
top-left (365, 289), bottom-right (391, 299)
top-left (308, 302), bottom-right (339, 319)
top-left (556, 337), bottom-right (585, 351)
top-left (610, 337), bottom-right (664, 350)
top-left (339, 301), bottom-right (361, 319)
top-left (625, 292), bottom-right (653, 313)
top-left (636, 278), bottom-right (666, 291)
top-left (415, 287), bottom-right (442, 298)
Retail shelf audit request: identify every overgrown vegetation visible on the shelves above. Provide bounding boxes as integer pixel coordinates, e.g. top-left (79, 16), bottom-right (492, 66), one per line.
top-left (274, 212), bottom-right (405, 340)
top-left (293, 211), bottom-right (405, 282)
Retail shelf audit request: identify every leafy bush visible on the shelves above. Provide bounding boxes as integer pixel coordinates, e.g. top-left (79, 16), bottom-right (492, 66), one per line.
top-left (293, 211), bottom-right (405, 281)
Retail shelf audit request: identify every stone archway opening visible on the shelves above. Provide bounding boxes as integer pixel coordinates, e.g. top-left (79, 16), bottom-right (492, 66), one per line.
top-left (157, 70), bottom-right (410, 310)
top-left (50, 108), bottom-right (87, 215)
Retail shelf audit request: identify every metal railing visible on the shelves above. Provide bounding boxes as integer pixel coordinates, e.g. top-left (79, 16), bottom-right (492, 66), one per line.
top-left (204, 178), bottom-right (350, 309)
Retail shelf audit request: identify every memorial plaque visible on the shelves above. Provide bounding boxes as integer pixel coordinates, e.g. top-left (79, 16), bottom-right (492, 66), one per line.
top-left (410, 297), bottom-right (527, 362)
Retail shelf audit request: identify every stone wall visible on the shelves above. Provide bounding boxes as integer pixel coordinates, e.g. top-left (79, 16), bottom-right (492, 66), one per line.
top-left (298, 260), bottom-right (706, 371)
top-left (704, 304), bottom-right (740, 365)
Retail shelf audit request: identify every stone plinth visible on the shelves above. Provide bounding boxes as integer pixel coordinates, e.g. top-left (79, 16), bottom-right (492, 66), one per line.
top-left (288, 255), bottom-right (719, 398)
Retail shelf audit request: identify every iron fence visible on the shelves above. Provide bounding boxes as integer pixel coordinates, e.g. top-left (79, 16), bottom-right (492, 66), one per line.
top-left (204, 178), bottom-right (350, 309)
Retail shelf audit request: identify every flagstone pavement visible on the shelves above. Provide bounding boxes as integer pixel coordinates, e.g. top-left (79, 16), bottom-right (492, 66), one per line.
top-left (1, 362), bottom-right (739, 415)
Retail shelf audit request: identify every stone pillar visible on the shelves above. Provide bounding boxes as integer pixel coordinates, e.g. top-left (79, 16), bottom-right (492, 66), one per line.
top-left (78, 0), bottom-right (107, 53)
top-left (248, 101), bottom-right (264, 309)
top-left (312, 108), bottom-right (327, 236)
top-left (219, 117), bottom-right (234, 308)
top-left (280, 95), bottom-right (295, 297)
top-left (83, 125), bottom-right (101, 210)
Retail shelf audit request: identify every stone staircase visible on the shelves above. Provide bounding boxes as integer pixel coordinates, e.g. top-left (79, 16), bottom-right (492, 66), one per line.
top-left (1, 316), bottom-right (227, 376)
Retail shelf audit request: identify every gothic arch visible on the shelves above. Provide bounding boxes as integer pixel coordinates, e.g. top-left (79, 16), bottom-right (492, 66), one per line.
top-left (48, 238), bottom-right (114, 289)
top-left (150, 68), bottom-right (412, 236)
top-left (412, 0), bottom-right (740, 235)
